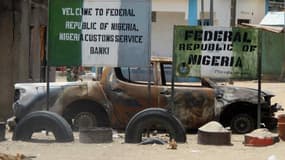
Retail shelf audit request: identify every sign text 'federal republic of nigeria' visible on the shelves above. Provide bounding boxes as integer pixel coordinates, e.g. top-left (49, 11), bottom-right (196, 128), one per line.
top-left (173, 26), bottom-right (259, 79)
top-left (48, 0), bottom-right (151, 67)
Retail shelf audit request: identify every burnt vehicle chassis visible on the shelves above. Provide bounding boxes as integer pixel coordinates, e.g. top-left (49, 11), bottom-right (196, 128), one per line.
top-left (10, 57), bottom-right (282, 135)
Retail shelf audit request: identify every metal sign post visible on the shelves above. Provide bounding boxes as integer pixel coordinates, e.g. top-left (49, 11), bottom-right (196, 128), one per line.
top-left (46, 0), bottom-right (51, 111)
top-left (257, 30), bottom-right (263, 129)
top-left (46, 65), bottom-right (50, 111)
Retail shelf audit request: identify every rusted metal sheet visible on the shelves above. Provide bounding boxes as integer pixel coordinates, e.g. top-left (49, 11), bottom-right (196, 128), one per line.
top-left (172, 88), bottom-right (215, 129)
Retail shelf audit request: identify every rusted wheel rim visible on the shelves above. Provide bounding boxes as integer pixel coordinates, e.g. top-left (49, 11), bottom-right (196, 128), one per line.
top-left (73, 112), bottom-right (96, 130)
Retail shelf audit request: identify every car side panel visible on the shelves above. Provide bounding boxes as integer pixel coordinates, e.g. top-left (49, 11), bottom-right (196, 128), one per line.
top-left (101, 71), bottom-right (159, 129)
top-left (158, 86), bottom-right (216, 129)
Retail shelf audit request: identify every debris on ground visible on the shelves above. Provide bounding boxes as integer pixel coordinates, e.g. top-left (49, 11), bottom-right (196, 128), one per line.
top-left (0, 152), bottom-right (36, 160)
top-left (244, 128), bottom-right (279, 146)
top-left (246, 128), bottom-right (278, 139)
top-left (7, 117), bottom-right (16, 132)
top-left (167, 139), bottom-right (177, 150)
top-left (139, 137), bottom-right (167, 145)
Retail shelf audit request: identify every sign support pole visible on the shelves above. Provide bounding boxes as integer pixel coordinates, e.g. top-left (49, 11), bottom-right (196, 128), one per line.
top-left (46, 66), bottom-right (50, 111)
top-left (170, 26), bottom-right (177, 113)
top-left (201, 0), bottom-right (204, 26)
top-left (257, 30), bottom-right (263, 129)
top-left (46, 0), bottom-right (51, 111)
top-left (147, 0), bottom-right (152, 108)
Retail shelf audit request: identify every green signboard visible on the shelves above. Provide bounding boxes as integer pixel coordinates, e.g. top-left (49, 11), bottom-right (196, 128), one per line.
top-left (48, 0), bottom-right (151, 67)
top-left (173, 26), bottom-right (259, 79)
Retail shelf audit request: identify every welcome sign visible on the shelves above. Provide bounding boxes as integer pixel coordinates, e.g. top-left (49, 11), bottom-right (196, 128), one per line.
top-left (173, 26), bottom-right (259, 79)
top-left (48, 0), bottom-right (151, 67)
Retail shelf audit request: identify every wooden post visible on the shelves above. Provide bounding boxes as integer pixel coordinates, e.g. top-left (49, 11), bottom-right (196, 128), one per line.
top-left (230, 0), bottom-right (236, 26)
top-left (210, 0), bottom-right (214, 25)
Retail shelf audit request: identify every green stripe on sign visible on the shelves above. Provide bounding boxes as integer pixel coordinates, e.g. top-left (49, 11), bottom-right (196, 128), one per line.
top-left (48, 0), bottom-right (83, 66)
top-left (232, 27), bottom-right (258, 79)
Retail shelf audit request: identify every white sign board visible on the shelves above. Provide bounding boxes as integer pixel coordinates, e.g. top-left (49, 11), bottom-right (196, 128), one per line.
top-left (49, 0), bottom-right (151, 67)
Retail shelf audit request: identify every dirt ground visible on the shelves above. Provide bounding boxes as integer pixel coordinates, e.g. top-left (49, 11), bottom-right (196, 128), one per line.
top-left (1, 80), bottom-right (285, 160)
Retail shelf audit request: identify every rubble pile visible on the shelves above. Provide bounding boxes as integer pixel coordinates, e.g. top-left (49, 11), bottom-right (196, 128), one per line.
top-left (244, 128), bottom-right (279, 146)
top-left (198, 121), bottom-right (231, 145)
top-left (198, 121), bottom-right (229, 132)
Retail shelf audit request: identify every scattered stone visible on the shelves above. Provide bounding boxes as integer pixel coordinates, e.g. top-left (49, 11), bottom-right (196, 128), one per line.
top-left (167, 139), bottom-right (177, 150)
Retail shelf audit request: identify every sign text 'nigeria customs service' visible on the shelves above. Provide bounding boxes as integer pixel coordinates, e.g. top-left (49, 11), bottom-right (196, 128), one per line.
top-left (173, 26), bottom-right (259, 79)
top-left (48, 0), bottom-right (151, 67)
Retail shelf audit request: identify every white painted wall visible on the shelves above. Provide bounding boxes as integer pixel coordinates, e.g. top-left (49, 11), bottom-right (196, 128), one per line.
top-left (152, 0), bottom-right (188, 13)
top-left (196, 0), bottom-right (265, 26)
top-left (236, 0), bottom-right (266, 24)
top-left (197, 0), bottom-right (231, 26)
top-left (151, 12), bottom-right (187, 57)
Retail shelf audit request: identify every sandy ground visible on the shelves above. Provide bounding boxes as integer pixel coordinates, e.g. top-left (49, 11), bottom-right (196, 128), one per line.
top-left (1, 80), bottom-right (285, 160)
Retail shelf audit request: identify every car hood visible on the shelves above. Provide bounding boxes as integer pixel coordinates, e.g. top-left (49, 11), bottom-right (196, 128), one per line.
top-left (215, 85), bottom-right (275, 103)
top-left (14, 81), bottom-right (88, 102)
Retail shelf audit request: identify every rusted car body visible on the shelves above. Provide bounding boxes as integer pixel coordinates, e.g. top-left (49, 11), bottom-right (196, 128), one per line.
top-left (11, 57), bottom-right (282, 133)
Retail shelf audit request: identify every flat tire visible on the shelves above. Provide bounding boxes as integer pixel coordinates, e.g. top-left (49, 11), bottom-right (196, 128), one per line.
top-left (125, 108), bottom-right (186, 143)
top-left (12, 111), bottom-right (74, 142)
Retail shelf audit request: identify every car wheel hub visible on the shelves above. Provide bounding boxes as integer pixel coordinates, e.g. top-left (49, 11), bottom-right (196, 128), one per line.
top-left (234, 117), bottom-right (250, 133)
top-left (73, 112), bottom-right (96, 130)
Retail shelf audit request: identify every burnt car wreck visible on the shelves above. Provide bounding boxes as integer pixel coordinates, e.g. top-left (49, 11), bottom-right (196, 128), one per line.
top-left (9, 57), bottom-right (283, 142)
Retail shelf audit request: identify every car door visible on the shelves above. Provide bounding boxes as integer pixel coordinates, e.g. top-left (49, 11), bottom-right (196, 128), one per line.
top-left (156, 63), bottom-right (216, 129)
top-left (103, 66), bottom-right (160, 129)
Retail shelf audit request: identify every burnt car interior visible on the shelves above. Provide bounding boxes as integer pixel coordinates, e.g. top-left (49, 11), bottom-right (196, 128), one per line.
top-left (115, 67), bottom-right (154, 85)
top-left (114, 63), bottom-right (216, 88)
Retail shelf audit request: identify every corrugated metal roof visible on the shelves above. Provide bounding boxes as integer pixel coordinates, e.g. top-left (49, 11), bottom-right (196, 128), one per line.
top-left (260, 12), bottom-right (285, 26)
top-left (241, 23), bottom-right (284, 33)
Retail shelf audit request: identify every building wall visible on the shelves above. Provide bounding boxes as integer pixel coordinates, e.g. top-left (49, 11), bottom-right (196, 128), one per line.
top-left (152, 0), bottom-right (188, 13)
top-left (0, 0), bottom-right (32, 120)
top-left (0, 0), bottom-right (48, 120)
top-left (192, 0), bottom-right (266, 26)
top-left (151, 12), bottom-right (187, 57)
top-left (16, 1), bottom-right (32, 83)
top-left (29, 1), bottom-right (48, 82)
top-left (151, 0), bottom-right (188, 57)
top-left (236, 0), bottom-right (266, 24)
top-left (0, 0), bottom-right (15, 120)
top-left (197, 0), bottom-right (231, 26)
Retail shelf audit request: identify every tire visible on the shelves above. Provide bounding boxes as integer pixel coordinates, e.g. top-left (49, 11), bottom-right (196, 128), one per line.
top-left (12, 111), bottom-right (74, 142)
top-left (125, 108), bottom-right (186, 143)
top-left (231, 113), bottom-right (255, 134)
